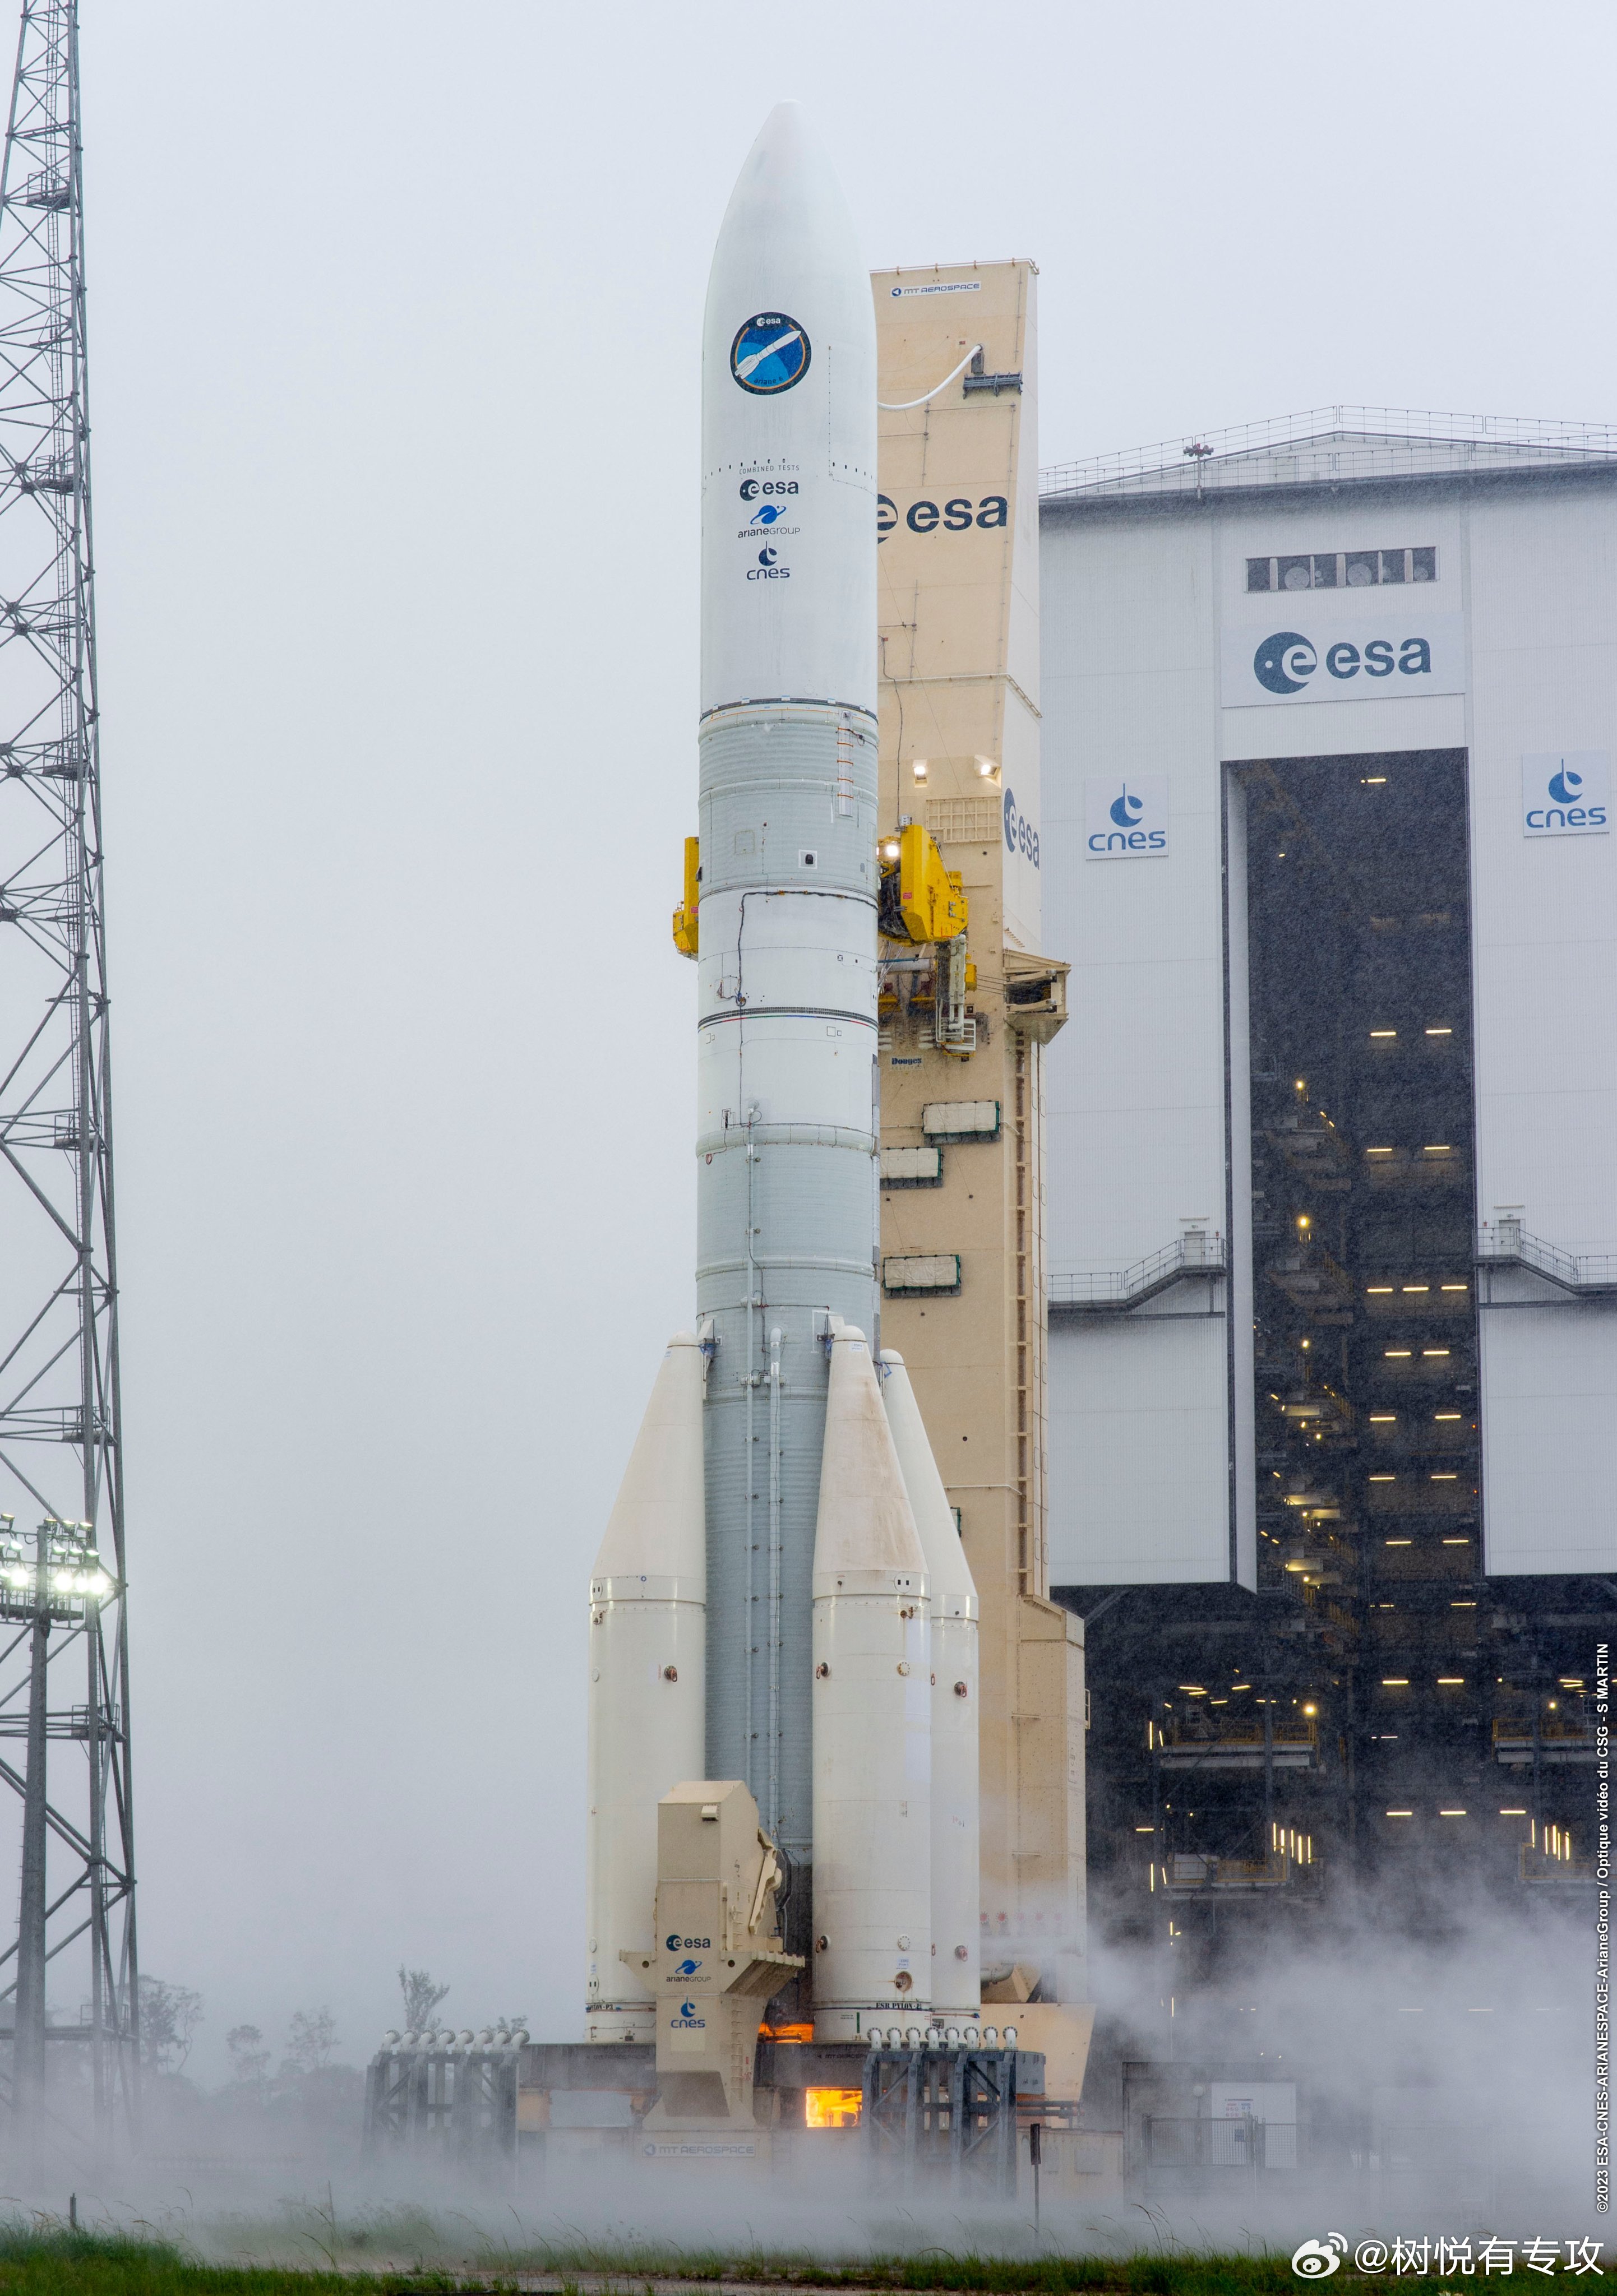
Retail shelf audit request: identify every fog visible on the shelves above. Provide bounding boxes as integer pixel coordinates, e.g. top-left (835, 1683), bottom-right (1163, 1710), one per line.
top-left (47, 0), bottom-right (1615, 2142)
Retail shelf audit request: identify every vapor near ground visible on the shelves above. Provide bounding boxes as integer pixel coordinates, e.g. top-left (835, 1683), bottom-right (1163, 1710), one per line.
top-left (0, 1898), bottom-right (1592, 2270)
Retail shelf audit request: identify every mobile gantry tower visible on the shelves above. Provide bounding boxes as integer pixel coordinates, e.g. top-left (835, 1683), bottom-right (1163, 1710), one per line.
top-left (0, 0), bottom-right (136, 2156)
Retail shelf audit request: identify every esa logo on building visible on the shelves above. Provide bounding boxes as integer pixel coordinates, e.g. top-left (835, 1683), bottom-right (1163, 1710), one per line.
top-left (730, 314), bottom-right (809, 395)
top-left (1085, 775), bottom-right (1168, 859)
top-left (1522, 752), bottom-right (1610, 838)
top-left (1254, 630), bottom-right (1433, 693)
top-left (1002, 786), bottom-right (1040, 868)
top-left (877, 494), bottom-right (1009, 541)
top-left (1222, 614), bottom-right (1463, 707)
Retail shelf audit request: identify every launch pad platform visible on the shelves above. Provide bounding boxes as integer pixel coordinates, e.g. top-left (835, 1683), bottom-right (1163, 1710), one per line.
top-left (364, 2035), bottom-right (1048, 2187)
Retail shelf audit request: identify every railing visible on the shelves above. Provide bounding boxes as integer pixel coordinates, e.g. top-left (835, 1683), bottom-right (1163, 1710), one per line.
top-left (1050, 1232), bottom-right (1226, 1316)
top-left (1156, 1719), bottom-right (1317, 1758)
top-left (1520, 1844), bottom-right (1599, 1885)
top-left (1493, 1718), bottom-right (1596, 1761)
top-left (1159, 1850), bottom-right (1309, 1892)
top-left (1477, 1220), bottom-right (1617, 1298)
top-left (1041, 406), bottom-right (1617, 502)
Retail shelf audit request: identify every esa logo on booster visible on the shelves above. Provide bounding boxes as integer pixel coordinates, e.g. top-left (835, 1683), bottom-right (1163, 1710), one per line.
top-left (730, 314), bottom-right (810, 395)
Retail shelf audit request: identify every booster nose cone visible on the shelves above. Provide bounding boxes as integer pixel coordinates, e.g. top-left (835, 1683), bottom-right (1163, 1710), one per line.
top-left (703, 103), bottom-right (876, 716)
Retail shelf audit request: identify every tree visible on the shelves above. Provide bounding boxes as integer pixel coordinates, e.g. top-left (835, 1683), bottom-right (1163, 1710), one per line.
top-left (137, 1976), bottom-right (201, 2075)
top-left (397, 1965), bottom-right (449, 2031)
top-left (225, 2024), bottom-right (270, 2089)
top-left (283, 2006), bottom-right (338, 2075)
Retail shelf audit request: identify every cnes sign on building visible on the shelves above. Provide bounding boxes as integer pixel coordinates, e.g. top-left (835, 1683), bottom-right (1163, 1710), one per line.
top-left (1221, 614), bottom-right (1465, 707)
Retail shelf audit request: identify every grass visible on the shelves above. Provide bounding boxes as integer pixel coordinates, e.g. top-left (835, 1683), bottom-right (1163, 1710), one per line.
top-left (0, 2226), bottom-right (1485, 2296)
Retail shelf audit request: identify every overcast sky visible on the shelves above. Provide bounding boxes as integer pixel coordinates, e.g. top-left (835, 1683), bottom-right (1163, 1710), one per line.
top-left (55, 0), bottom-right (1617, 2077)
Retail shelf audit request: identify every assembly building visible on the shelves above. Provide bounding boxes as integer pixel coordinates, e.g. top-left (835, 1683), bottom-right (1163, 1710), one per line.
top-left (1037, 410), bottom-right (1613, 1960)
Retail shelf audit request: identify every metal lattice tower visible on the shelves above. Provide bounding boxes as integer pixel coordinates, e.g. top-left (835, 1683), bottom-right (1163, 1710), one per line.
top-left (0, 0), bottom-right (136, 2156)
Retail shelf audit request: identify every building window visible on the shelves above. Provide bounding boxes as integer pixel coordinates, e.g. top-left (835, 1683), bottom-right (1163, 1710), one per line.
top-left (1248, 548), bottom-right (1438, 594)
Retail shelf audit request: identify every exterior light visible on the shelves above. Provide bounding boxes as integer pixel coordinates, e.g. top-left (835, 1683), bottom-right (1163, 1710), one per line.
top-left (976, 757), bottom-right (997, 778)
top-left (912, 760), bottom-right (928, 781)
top-left (1370, 1029), bottom-right (1397, 1039)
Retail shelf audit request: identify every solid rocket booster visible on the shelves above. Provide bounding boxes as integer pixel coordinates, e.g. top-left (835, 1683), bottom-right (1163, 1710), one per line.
top-left (696, 104), bottom-right (880, 1874)
top-left (880, 1349), bottom-right (980, 2016)
top-left (584, 1332), bottom-right (706, 2040)
top-left (811, 1326), bottom-right (930, 2038)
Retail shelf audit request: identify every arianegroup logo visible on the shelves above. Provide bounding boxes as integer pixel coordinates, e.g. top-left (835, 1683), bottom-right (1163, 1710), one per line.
top-left (1085, 774), bottom-right (1169, 860)
top-left (1221, 613), bottom-right (1464, 707)
top-left (730, 313), bottom-right (810, 395)
top-left (1522, 751), bottom-right (1610, 839)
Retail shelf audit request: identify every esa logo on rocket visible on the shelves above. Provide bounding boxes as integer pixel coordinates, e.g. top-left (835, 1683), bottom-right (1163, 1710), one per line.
top-left (730, 313), bottom-right (810, 394)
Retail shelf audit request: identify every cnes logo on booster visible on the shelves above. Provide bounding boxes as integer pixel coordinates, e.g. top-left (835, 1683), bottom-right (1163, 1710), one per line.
top-left (1222, 612), bottom-right (1463, 708)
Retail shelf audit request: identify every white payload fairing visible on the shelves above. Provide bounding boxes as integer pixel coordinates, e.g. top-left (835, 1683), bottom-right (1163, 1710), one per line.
top-left (586, 102), bottom-right (979, 2049)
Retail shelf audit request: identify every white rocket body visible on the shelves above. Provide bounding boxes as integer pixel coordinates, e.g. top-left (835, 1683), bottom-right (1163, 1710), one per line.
top-left (586, 105), bottom-right (968, 2052)
top-left (696, 105), bottom-right (881, 1880)
top-left (584, 1333), bottom-right (706, 2041)
top-left (811, 1327), bottom-right (931, 2039)
top-left (880, 1349), bottom-right (981, 2015)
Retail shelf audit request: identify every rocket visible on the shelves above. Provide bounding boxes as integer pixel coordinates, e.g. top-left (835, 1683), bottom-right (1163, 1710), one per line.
top-left (586, 101), bottom-right (979, 2049)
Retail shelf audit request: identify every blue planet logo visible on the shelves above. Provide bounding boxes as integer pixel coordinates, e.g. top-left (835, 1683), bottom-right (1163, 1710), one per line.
top-left (675, 1957), bottom-right (701, 1977)
top-left (731, 312), bottom-right (810, 395)
top-left (1108, 785), bottom-right (1144, 830)
top-left (1254, 631), bottom-right (1317, 694)
top-left (1549, 764), bottom-right (1584, 803)
top-left (750, 504), bottom-right (782, 525)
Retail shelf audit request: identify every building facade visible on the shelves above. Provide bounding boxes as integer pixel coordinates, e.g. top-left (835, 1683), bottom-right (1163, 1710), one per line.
top-left (873, 261), bottom-right (1087, 2012)
top-left (1038, 414), bottom-right (1615, 1947)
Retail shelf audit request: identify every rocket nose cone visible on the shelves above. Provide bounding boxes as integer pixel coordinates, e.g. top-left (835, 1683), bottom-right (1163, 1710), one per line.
top-left (708, 98), bottom-right (865, 289)
top-left (734, 99), bottom-right (821, 198)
